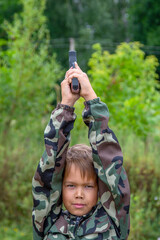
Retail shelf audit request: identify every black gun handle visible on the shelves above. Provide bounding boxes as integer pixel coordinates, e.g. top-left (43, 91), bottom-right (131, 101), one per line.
top-left (71, 77), bottom-right (80, 93)
top-left (69, 51), bottom-right (80, 94)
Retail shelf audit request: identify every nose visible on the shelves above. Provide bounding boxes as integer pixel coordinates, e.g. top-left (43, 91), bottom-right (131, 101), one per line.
top-left (75, 187), bottom-right (84, 199)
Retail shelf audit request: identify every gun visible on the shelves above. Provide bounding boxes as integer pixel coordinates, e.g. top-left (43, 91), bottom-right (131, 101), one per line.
top-left (69, 50), bottom-right (80, 93)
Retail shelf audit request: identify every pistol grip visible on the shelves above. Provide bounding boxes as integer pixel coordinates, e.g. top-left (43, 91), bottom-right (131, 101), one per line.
top-left (71, 77), bottom-right (80, 93)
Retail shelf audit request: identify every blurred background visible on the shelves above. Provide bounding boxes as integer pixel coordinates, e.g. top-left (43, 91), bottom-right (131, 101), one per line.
top-left (0, 0), bottom-right (160, 239)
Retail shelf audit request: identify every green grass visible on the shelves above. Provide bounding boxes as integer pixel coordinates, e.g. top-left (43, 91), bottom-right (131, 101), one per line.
top-left (0, 223), bottom-right (32, 240)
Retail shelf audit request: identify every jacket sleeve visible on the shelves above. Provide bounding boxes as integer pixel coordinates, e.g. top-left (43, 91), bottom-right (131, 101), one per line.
top-left (32, 103), bottom-right (76, 240)
top-left (82, 98), bottom-right (130, 240)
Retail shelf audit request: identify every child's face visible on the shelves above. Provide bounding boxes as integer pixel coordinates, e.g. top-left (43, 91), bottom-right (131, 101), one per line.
top-left (62, 163), bottom-right (98, 216)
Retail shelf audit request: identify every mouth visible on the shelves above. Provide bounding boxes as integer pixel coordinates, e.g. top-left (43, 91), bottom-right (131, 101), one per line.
top-left (72, 203), bottom-right (86, 209)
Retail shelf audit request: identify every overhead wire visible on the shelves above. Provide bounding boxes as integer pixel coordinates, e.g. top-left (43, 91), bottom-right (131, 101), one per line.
top-left (46, 38), bottom-right (160, 55)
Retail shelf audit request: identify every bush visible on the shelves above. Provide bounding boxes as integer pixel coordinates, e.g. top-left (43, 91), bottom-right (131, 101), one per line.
top-left (88, 42), bottom-right (160, 142)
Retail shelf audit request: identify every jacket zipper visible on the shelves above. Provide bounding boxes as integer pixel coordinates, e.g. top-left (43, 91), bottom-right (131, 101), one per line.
top-left (73, 216), bottom-right (81, 237)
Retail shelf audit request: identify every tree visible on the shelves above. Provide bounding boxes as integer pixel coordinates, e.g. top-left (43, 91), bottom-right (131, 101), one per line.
top-left (128, 0), bottom-right (160, 46)
top-left (45, 0), bottom-right (128, 70)
top-left (3, 0), bottom-right (148, 73)
top-left (0, 0), bottom-right (62, 135)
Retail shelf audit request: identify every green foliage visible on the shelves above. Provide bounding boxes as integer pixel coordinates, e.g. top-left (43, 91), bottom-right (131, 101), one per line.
top-left (0, 221), bottom-right (32, 240)
top-left (44, 0), bottom-right (128, 70)
top-left (88, 42), bottom-right (160, 140)
top-left (71, 98), bottom-right (88, 146)
top-left (0, 0), bottom-right (62, 222)
top-left (45, 0), bottom-right (120, 40)
top-left (0, 0), bottom-right (62, 133)
top-left (1, 0), bottom-right (160, 75)
top-left (129, 191), bottom-right (160, 239)
top-left (0, 131), bottom-right (43, 221)
top-left (123, 132), bottom-right (160, 239)
top-left (0, 0), bottom-right (22, 38)
top-left (128, 0), bottom-right (160, 46)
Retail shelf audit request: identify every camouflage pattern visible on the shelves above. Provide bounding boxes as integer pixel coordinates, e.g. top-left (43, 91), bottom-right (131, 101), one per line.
top-left (32, 98), bottom-right (130, 240)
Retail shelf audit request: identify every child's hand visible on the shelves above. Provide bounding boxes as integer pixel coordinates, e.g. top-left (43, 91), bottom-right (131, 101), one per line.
top-left (65, 63), bottom-right (97, 101)
top-left (61, 71), bottom-right (80, 107)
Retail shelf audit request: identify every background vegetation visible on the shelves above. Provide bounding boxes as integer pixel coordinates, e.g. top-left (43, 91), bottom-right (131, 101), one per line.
top-left (0, 0), bottom-right (160, 239)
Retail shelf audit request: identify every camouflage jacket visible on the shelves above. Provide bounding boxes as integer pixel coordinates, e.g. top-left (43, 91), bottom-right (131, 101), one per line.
top-left (32, 98), bottom-right (130, 240)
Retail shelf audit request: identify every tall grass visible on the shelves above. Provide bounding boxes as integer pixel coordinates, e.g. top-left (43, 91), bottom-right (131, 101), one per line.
top-left (121, 131), bottom-right (160, 239)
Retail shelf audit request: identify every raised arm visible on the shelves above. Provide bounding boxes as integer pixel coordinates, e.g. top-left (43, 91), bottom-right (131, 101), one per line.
top-left (32, 72), bottom-right (78, 240)
top-left (82, 98), bottom-right (130, 239)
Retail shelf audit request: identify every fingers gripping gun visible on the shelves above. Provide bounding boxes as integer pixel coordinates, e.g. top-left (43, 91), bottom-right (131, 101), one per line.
top-left (69, 51), bottom-right (80, 93)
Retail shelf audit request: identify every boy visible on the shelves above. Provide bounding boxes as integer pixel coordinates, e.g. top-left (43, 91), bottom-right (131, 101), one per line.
top-left (32, 63), bottom-right (130, 240)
